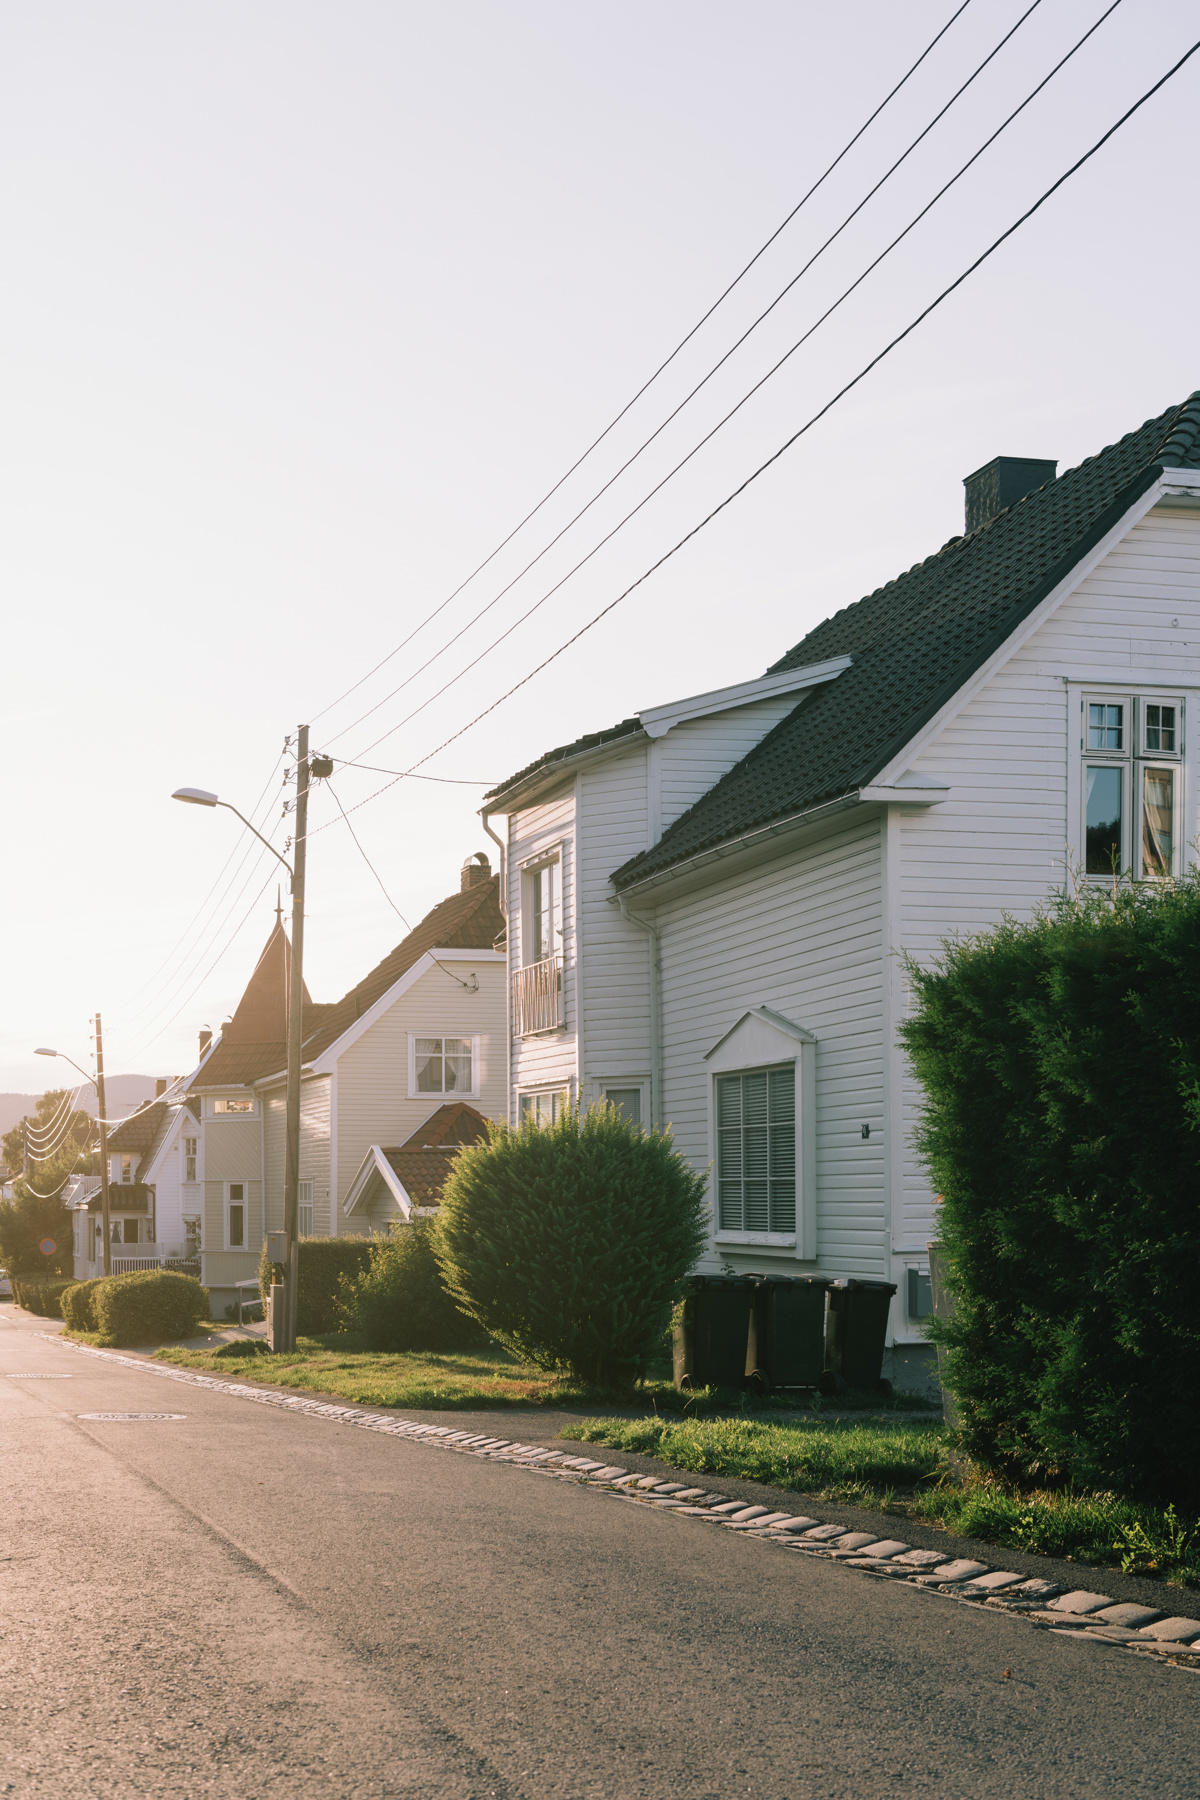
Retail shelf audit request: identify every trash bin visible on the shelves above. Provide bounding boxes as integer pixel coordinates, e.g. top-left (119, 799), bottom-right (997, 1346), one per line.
top-left (745, 1275), bottom-right (833, 1393)
top-left (673, 1275), bottom-right (757, 1390)
top-left (824, 1278), bottom-right (897, 1392)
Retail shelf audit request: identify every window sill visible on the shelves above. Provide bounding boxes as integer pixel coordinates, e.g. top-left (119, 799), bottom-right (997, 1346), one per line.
top-left (515, 1027), bottom-right (568, 1041)
top-left (714, 1231), bottom-right (797, 1249)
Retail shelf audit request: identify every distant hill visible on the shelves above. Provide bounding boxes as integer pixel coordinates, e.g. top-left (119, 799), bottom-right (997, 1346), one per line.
top-left (0, 1075), bottom-right (161, 1139)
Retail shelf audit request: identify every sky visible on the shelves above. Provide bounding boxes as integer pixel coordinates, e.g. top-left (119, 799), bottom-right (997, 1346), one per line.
top-left (2, 0), bottom-right (1198, 1096)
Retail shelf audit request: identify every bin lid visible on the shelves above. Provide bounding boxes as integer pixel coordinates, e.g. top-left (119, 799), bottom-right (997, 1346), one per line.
top-left (687, 1272), bottom-right (758, 1289)
top-left (831, 1278), bottom-right (898, 1295)
top-left (752, 1274), bottom-right (833, 1289)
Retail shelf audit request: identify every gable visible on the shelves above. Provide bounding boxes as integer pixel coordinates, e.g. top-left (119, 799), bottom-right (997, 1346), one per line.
top-left (612, 393), bottom-right (1200, 893)
top-left (705, 1006), bottom-right (816, 1073)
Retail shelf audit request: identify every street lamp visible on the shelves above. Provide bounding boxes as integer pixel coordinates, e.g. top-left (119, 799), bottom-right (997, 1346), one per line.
top-left (35, 1038), bottom-right (111, 1275)
top-left (171, 729), bottom-right (310, 1352)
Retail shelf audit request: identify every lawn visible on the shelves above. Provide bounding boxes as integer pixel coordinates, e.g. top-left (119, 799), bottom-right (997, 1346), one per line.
top-left (562, 1415), bottom-right (1200, 1588)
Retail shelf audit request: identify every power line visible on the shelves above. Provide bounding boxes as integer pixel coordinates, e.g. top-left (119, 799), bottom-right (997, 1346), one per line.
top-left (311, 35), bottom-right (1200, 833)
top-left (307, 0), bottom-right (977, 732)
top-left (332, 0), bottom-right (1118, 774)
top-left (324, 0), bottom-right (1040, 755)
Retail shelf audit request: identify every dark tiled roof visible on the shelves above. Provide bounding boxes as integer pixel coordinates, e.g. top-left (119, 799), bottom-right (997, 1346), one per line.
top-left (192, 877), bottom-right (505, 1089)
top-left (381, 1147), bottom-right (461, 1206)
top-left (107, 1100), bottom-right (167, 1154)
top-left (613, 392), bottom-right (1200, 891)
top-left (398, 1102), bottom-right (491, 1149)
top-left (485, 718), bottom-right (643, 805)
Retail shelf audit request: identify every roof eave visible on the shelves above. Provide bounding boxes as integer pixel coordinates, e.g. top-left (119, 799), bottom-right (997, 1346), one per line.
top-left (482, 725), bottom-right (648, 814)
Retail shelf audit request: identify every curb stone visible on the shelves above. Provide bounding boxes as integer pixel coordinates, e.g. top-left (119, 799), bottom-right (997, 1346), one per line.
top-left (40, 1334), bottom-right (1200, 1676)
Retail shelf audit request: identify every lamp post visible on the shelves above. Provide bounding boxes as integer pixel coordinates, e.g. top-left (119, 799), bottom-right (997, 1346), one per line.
top-left (34, 1040), bottom-right (107, 1274)
top-left (172, 728), bottom-right (309, 1352)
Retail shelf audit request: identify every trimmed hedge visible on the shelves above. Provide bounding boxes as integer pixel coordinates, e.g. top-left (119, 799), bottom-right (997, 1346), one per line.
top-left (61, 1278), bottom-right (105, 1332)
top-left (10, 1275), bottom-right (76, 1318)
top-left (435, 1103), bottom-right (708, 1385)
top-left (92, 1270), bottom-right (210, 1346)
top-left (257, 1236), bottom-right (374, 1336)
top-left (339, 1222), bottom-right (483, 1352)
top-left (900, 877), bottom-right (1200, 1508)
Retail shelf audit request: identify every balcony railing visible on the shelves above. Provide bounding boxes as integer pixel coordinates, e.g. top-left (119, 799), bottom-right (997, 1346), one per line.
top-left (512, 956), bottom-right (562, 1036)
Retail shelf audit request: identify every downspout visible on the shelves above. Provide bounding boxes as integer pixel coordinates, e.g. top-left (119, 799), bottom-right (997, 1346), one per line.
top-left (481, 809), bottom-right (512, 1124)
top-left (617, 892), bottom-right (662, 1132)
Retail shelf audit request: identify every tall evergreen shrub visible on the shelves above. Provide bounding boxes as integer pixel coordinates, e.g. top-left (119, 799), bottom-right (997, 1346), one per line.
top-left (339, 1221), bottom-right (482, 1352)
top-left (434, 1104), bottom-right (708, 1386)
top-left (900, 878), bottom-right (1200, 1506)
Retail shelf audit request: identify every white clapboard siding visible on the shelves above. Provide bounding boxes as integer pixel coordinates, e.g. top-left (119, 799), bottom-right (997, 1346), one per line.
top-left (577, 745), bottom-right (654, 1080)
top-left (333, 961), bottom-right (506, 1217)
top-left (894, 502), bottom-right (1200, 1250)
top-left (508, 784), bottom-right (578, 1103)
top-left (263, 1076), bottom-right (332, 1234)
top-left (655, 695), bottom-right (812, 839)
top-left (654, 811), bottom-right (886, 1276)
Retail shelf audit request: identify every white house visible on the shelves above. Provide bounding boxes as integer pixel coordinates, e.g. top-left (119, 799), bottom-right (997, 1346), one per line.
top-left (184, 853), bottom-right (506, 1315)
top-left (482, 391), bottom-right (1200, 1386)
top-left (70, 1090), bottom-right (200, 1281)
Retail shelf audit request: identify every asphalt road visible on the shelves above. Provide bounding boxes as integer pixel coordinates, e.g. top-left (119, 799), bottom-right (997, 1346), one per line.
top-left (2, 1310), bottom-right (1197, 1799)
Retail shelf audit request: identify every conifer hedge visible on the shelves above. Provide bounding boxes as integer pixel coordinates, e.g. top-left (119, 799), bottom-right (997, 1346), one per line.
top-left (434, 1103), bottom-right (708, 1386)
top-left (900, 879), bottom-right (1200, 1507)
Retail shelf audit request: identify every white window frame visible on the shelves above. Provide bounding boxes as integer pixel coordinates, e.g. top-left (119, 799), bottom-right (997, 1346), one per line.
top-left (591, 1078), bottom-right (649, 1129)
top-left (407, 1033), bottom-right (481, 1100)
top-left (519, 850), bottom-right (562, 968)
top-left (183, 1136), bottom-right (198, 1183)
top-left (705, 1017), bottom-right (817, 1261)
top-left (298, 1179), bottom-right (314, 1239)
top-left (518, 1086), bottom-right (571, 1127)
top-left (211, 1096), bottom-right (256, 1116)
top-left (1071, 687), bottom-right (1188, 882)
top-left (225, 1181), bottom-right (249, 1251)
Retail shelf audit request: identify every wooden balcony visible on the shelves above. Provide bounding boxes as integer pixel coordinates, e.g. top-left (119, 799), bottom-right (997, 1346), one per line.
top-left (512, 956), bottom-right (563, 1036)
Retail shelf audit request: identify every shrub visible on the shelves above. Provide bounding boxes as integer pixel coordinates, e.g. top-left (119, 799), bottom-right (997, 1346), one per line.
top-left (10, 1275), bottom-right (77, 1318)
top-left (900, 877), bottom-right (1200, 1508)
top-left (434, 1103), bottom-right (708, 1386)
top-left (257, 1236), bottom-right (374, 1336)
top-left (340, 1221), bottom-right (483, 1352)
top-left (61, 1278), bottom-right (105, 1332)
top-left (92, 1270), bottom-right (210, 1346)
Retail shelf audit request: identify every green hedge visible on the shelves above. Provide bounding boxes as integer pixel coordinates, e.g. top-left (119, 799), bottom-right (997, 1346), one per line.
top-left (339, 1222), bottom-right (483, 1352)
top-left (61, 1278), bottom-right (105, 1332)
top-left (900, 878), bottom-right (1200, 1508)
top-left (93, 1271), bottom-right (210, 1346)
top-left (257, 1236), bottom-right (374, 1336)
top-left (435, 1103), bottom-right (708, 1385)
top-left (10, 1275), bottom-right (77, 1317)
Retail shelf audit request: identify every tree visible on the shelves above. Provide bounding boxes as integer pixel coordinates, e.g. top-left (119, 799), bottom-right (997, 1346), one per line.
top-left (434, 1103), bottom-right (709, 1386)
top-left (0, 1089), bottom-right (95, 1276)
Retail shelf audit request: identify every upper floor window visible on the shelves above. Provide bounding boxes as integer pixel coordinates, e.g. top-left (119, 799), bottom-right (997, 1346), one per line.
top-left (120, 1157), bottom-right (132, 1184)
top-left (716, 1066), bottom-right (796, 1234)
top-left (213, 1097), bottom-right (255, 1115)
top-left (523, 858), bottom-right (558, 966)
top-left (227, 1182), bottom-right (246, 1249)
top-left (414, 1035), bottom-right (474, 1095)
top-left (183, 1137), bottom-right (197, 1181)
top-left (299, 1179), bottom-right (314, 1239)
top-left (1082, 692), bottom-right (1183, 881)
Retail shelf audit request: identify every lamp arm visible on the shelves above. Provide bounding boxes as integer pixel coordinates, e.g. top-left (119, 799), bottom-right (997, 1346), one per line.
top-left (216, 802), bottom-right (294, 881)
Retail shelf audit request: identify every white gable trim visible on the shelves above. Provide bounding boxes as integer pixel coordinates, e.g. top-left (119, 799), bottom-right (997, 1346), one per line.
top-left (638, 658), bottom-right (852, 740)
top-left (704, 1005), bottom-right (817, 1065)
top-left (342, 1144), bottom-right (432, 1223)
top-left (137, 1105), bottom-right (191, 1188)
top-left (868, 477), bottom-right (1170, 791)
top-left (307, 948), bottom-right (506, 1075)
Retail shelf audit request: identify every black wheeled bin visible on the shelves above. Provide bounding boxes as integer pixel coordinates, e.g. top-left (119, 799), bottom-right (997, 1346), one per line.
top-left (824, 1278), bottom-right (897, 1391)
top-left (745, 1275), bottom-right (832, 1392)
top-left (673, 1275), bottom-right (757, 1390)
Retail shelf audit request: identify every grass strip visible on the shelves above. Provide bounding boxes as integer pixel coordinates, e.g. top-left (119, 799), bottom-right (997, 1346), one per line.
top-left (563, 1416), bottom-right (1200, 1588)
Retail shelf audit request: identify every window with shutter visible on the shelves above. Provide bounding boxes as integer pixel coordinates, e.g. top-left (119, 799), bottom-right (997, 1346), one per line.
top-left (717, 1066), bottom-right (796, 1233)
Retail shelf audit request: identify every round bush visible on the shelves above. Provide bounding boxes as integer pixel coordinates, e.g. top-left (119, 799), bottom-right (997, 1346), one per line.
top-left (92, 1270), bottom-right (210, 1346)
top-left (339, 1221), bottom-right (483, 1353)
top-left (434, 1104), bottom-right (708, 1386)
top-left (61, 1278), bottom-right (105, 1332)
top-left (10, 1275), bottom-right (76, 1318)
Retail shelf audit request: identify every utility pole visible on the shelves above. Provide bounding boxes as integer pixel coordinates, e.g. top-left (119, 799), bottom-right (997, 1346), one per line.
top-left (95, 1013), bottom-right (112, 1276)
top-left (281, 724), bottom-right (309, 1353)
top-left (22, 1119), bottom-right (28, 1179)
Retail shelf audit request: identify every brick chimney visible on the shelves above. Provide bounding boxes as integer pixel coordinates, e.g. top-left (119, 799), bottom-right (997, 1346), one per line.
top-left (964, 456), bottom-right (1057, 533)
top-left (155, 1078), bottom-right (168, 1098)
top-left (461, 852), bottom-right (491, 892)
